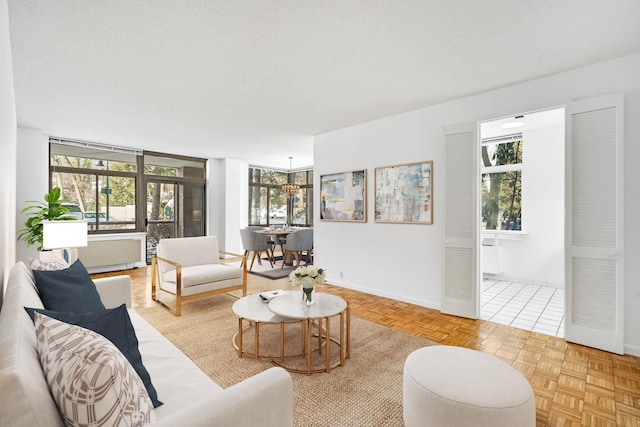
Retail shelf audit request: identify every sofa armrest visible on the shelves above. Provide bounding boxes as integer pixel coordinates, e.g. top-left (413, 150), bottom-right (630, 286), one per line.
top-left (152, 367), bottom-right (293, 427)
top-left (94, 275), bottom-right (132, 308)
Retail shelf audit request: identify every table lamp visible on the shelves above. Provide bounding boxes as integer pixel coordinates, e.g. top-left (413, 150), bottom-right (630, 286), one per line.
top-left (42, 220), bottom-right (88, 263)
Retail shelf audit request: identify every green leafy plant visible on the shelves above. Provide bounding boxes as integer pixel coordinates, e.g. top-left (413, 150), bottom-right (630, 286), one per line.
top-left (17, 187), bottom-right (75, 250)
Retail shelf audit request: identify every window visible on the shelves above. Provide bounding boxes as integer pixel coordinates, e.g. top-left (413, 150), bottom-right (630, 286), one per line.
top-left (291, 170), bottom-right (313, 226)
top-left (50, 140), bottom-right (207, 264)
top-left (481, 135), bottom-right (523, 231)
top-left (144, 152), bottom-right (207, 262)
top-left (249, 167), bottom-right (313, 227)
top-left (50, 139), bottom-right (141, 233)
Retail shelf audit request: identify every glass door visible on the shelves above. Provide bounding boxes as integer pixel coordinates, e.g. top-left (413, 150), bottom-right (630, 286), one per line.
top-left (146, 181), bottom-right (177, 263)
top-left (145, 181), bottom-right (205, 263)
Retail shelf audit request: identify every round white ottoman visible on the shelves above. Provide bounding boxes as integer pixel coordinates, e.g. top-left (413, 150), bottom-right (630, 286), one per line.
top-left (403, 346), bottom-right (535, 427)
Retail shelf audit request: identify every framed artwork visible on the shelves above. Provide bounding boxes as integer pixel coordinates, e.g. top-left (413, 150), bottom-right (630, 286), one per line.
top-left (320, 169), bottom-right (367, 222)
top-left (375, 160), bottom-right (433, 224)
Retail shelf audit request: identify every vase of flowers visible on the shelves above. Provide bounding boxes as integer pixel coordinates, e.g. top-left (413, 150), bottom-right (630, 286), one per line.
top-left (289, 266), bottom-right (326, 305)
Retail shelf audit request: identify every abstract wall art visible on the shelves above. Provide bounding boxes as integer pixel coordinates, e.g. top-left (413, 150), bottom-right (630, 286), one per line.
top-left (375, 161), bottom-right (433, 224)
top-left (320, 169), bottom-right (367, 222)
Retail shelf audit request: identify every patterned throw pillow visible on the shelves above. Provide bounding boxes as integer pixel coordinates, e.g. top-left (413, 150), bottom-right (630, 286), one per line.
top-left (25, 305), bottom-right (162, 408)
top-left (30, 256), bottom-right (70, 271)
top-left (34, 313), bottom-right (155, 427)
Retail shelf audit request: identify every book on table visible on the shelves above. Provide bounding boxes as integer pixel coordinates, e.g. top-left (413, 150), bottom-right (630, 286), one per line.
top-left (259, 289), bottom-right (288, 303)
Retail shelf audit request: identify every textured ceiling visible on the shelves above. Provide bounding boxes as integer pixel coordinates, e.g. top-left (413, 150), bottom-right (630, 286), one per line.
top-left (8, 0), bottom-right (640, 169)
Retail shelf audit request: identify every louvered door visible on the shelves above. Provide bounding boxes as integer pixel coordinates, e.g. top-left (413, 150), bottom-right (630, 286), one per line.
top-left (565, 93), bottom-right (624, 354)
top-left (441, 123), bottom-right (479, 318)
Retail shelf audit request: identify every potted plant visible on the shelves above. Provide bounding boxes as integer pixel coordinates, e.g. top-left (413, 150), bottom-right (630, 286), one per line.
top-left (17, 187), bottom-right (76, 251)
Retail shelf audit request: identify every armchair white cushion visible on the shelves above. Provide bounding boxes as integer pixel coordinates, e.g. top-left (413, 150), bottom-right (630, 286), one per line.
top-left (152, 236), bottom-right (247, 316)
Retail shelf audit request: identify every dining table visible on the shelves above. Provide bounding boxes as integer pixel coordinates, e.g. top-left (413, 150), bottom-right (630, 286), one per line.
top-left (255, 228), bottom-right (314, 267)
top-left (254, 228), bottom-right (297, 266)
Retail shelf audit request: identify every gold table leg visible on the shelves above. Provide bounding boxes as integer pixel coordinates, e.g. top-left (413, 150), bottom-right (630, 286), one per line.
top-left (254, 322), bottom-right (260, 360)
top-left (238, 317), bottom-right (243, 358)
top-left (279, 322), bottom-right (285, 361)
top-left (306, 318), bottom-right (312, 375)
top-left (325, 316), bottom-right (331, 372)
top-left (346, 305), bottom-right (351, 359)
top-left (340, 311), bottom-right (344, 366)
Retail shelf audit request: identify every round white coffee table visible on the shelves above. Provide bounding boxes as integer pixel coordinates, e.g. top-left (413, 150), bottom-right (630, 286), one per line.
top-left (268, 292), bottom-right (350, 374)
top-left (231, 293), bottom-right (303, 361)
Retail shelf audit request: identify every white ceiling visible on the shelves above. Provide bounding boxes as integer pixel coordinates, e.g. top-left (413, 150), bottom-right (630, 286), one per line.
top-left (8, 1), bottom-right (640, 169)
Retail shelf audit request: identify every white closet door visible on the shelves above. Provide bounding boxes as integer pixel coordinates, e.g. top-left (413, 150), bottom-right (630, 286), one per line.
top-left (441, 123), bottom-right (479, 318)
top-left (565, 93), bottom-right (624, 354)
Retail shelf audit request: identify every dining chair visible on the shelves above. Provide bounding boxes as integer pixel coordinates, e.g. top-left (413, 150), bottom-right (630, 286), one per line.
top-left (281, 228), bottom-right (313, 268)
top-left (245, 226), bottom-right (276, 260)
top-left (239, 228), bottom-right (274, 271)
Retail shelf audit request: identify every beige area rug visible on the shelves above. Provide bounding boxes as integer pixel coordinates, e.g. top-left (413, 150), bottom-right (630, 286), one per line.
top-left (137, 294), bottom-right (436, 426)
top-left (226, 259), bottom-right (300, 298)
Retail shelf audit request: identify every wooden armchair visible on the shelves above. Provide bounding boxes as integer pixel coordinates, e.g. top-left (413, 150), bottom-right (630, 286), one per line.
top-left (151, 236), bottom-right (247, 316)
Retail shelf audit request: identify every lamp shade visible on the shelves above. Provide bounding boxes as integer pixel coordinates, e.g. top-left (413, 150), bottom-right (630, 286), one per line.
top-left (42, 220), bottom-right (88, 250)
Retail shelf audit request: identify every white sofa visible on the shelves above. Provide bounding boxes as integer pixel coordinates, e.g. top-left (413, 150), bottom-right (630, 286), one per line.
top-left (0, 261), bottom-right (293, 426)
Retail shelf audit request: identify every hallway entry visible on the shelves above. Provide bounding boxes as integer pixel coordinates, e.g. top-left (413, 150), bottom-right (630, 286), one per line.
top-left (479, 108), bottom-right (565, 337)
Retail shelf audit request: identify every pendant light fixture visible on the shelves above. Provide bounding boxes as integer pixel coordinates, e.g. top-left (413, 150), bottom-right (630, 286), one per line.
top-left (281, 156), bottom-right (300, 196)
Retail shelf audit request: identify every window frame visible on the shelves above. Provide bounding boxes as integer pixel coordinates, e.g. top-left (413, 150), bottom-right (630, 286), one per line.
top-left (248, 167), bottom-right (313, 227)
top-left (480, 134), bottom-right (524, 233)
top-left (49, 139), bottom-right (207, 236)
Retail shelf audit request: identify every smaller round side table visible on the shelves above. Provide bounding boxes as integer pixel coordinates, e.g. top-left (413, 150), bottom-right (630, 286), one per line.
top-left (268, 292), bottom-right (350, 375)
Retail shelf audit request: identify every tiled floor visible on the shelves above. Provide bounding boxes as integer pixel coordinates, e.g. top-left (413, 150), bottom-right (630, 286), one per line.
top-left (480, 278), bottom-right (565, 338)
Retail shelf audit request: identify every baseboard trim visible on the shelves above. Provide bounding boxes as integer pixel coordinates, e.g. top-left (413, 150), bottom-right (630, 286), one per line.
top-left (624, 343), bottom-right (640, 357)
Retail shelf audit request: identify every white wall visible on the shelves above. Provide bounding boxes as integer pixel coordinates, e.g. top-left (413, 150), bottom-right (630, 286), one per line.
top-left (207, 159), bottom-right (225, 246)
top-left (314, 53), bottom-right (640, 355)
top-left (207, 158), bottom-right (248, 255)
top-left (15, 128), bottom-right (49, 264)
top-left (0, 0), bottom-right (17, 297)
top-left (486, 110), bottom-right (565, 287)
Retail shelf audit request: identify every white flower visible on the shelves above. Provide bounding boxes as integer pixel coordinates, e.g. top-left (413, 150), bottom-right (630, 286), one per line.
top-left (289, 265), bottom-right (326, 287)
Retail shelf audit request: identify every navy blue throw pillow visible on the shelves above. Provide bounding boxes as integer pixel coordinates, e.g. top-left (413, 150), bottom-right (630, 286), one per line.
top-left (32, 259), bottom-right (105, 312)
top-left (25, 304), bottom-right (162, 408)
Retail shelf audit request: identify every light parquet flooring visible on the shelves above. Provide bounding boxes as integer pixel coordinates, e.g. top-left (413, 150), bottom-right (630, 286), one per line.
top-left (92, 266), bottom-right (640, 426)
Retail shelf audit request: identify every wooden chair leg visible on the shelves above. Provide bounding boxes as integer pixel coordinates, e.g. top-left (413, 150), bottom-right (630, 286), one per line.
top-left (249, 251), bottom-right (259, 271)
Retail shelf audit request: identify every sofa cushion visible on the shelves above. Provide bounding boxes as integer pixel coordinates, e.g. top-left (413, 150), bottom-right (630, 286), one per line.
top-left (25, 304), bottom-right (162, 408)
top-left (126, 310), bottom-right (223, 421)
top-left (0, 262), bottom-right (62, 427)
top-left (162, 263), bottom-right (243, 288)
top-left (34, 312), bottom-right (155, 426)
top-left (32, 259), bottom-right (105, 312)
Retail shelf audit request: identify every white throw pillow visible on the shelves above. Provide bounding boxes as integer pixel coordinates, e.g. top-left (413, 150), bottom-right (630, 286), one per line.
top-left (30, 256), bottom-right (70, 271)
top-left (34, 313), bottom-right (155, 427)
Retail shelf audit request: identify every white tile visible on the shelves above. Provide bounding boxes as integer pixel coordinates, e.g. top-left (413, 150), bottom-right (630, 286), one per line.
top-left (492, 314), bottom-right (516, 323)
top-left (500, 308), bottom-right (522, 317)
top-left (481, 281), bottom-right (565, 337)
